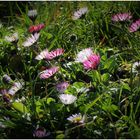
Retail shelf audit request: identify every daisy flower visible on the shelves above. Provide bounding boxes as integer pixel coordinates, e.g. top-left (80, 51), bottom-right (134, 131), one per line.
top-left (75, 48), bottom-right (93, 63)
top-left (22, 33), bottom-right (40, 47)
top-left (35, 49), bottom-right (49, 60)
top-left (45, 48), bottom-right (64, 60)
top-left (129, 19), bottom-right (140, 32)
top-left (5, 32), bottom-right (18, 43)
top-left (56, 82), bottom-right (69, 93)
top-left (111, 13), bottom-right (132, 22)
top-left (28, 9), bottom-right (37, 21)
top-left (8, 80), bottom-right (24, 96)
top-left (132, 61), bottom-right (140, 74)
top-left (0, 89), bottom-right (12, 102)
top-left (39, 66), bottom-right (59, 79)
top-left (72, 7), bottom-right (88, 20)
top-left (59, 94), bottom-right (77, 105)
top-left (35, 48), bottom-right (64, 60)
top-left (83, 54), bottom-right (100, 70)
top-left (33, 127), bottom-right (49, 138)
top-left (67, 113), bottom-right (85, 124)
top-left (3, 74), bottom-right (13, 83)
top-left (28, 23), bottom-right (45, 33)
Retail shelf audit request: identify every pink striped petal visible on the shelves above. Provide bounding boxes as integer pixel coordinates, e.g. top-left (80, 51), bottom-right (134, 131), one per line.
top-left (112, 13), bottom-right (132, 22)
top-left (45, 48), bottom-right (64, 60)
top-left (39, 67), bottom-right (59, 79)
top-left (83, 54), bottom-right (100, 70)
top-left (129, 19), bottom-right (140, 32)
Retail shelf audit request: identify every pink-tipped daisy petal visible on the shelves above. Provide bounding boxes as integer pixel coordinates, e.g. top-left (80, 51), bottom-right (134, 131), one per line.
top-left (56, 82), bottom-right (69, 93)
top-left (45, 48), bottom-right (64, 60)
top-left (39, 66), bottom-right (59, 79)
top-left (112, 13), bottom-right (132, 22)
top-left (83, 54), bottom-right (100, 70)
top-left (72, 7), bottom-right (88, 20)
top-left (129, 19), bottom-right (140, 32)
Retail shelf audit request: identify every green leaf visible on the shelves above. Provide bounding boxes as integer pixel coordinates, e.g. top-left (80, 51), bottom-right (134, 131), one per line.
top-left (65, 86), bottom-right (77, 94)
top-left (89, 70), bottom-right (101, 83)
top-left (47, 97), bottom-right (56, 104)
top-left (102, 73), bottom-right (110, 83)
top-left (73, 82), bottom-right (85, 89)
top-left (56, 134), bottom-right (65, 139)
top-left (12, 102), bottom-right (28, 113)
top-left (121, 82), bottom-right (131, 91)
top-left (72, 82), bottom-right (89, 93)
top-left (46, 33), bottom-right (53, 39)
top-left (103, 57), bottom-right (117, 73)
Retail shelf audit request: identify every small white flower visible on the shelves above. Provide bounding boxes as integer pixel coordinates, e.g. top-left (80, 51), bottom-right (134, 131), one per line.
top-left (28, 9), bottom-right (37, 17)
top-left (72, 7), bottom-right (88, 20)
top-left (5, 32), bottom-right (18, 43)
top-left (23, 33), bottom-right (40, 47)
top-left (75, 48), bottom-right (93, 63)
top-left (3, 74), bottom-right (13, 83)
top-left (8, 80), bottom-right (24, 95)
top-left (35, 49), bottom-right (49, 60)
top-left (67, 113), bottom-right (85, 124)
top-left (132, 62), bottom-right (140, 74)
top-left (59, 94), bottom-right (77, 105)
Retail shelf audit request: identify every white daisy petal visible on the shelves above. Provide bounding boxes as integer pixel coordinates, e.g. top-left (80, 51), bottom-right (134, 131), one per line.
top-left (5, 32), bottom-right (18, 43)
top-left (3, 74), bottom-right (13, 83)
top-left (132, 62), bottom-right (140, 74)
top-left (75, 48), bottom-right (93, 63)
top-left (59, 94), bottom-right (77, 105)
top-left (35, 49), bottom-right (49, 60)
top-left (23, 33), bottom-right (40, 47)
top-left (8, 80), bottom-right (24, 96)
top-left (72, 7), bottom-right (88, 20)
top-left (28, 9), bottom-right (37, 17)
top-left (67, 113), bottom-right (85, 124)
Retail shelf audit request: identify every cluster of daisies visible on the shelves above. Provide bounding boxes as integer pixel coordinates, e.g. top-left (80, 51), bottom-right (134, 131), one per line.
top-left (33, 47), bottom-right (100, 137)
top-left (1, 8), bottom-right (96, 138)
top-left (75, 48), bottom-right (100, 70)
top-left (111, 12), bottom-right (140, 32)
top-left (23, 10), bottom-right (45, 47)
top-left (3, 8), bottom-right (140, 139)
top-left (4, 6), bottom-right (88, 48)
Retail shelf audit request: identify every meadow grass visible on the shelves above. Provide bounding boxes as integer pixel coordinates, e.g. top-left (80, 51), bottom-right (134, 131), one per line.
top-left (0, 1), bottom-right (140, 139)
